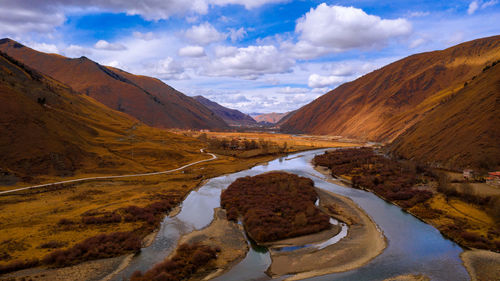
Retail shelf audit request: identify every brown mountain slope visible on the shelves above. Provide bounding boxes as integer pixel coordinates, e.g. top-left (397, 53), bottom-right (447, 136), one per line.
top-left (389, 61), bottom-right (500, 170)
top-left (0, 38), bottom-right (228, 130)
top-left (253, 112), bottom-right (288, 124)
top-left (0, 51), bottom-right (203, 183)
top-left (193, 95), bottom-right (256, 126)
top-left (281, 35), bottom-right (500, 142)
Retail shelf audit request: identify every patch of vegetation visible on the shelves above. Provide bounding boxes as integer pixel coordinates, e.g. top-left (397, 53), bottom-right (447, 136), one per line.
top-left (130, 243), bottom-right (218, 281)
top-left (314, 148), bottom-right (433, 208)
top-left (221, 172), bottom-right (330, 243)
top-left (0, 258), bottom-right (39, 274)
top-left (202, 134), bottom-right (288, 158)
top-left (42, 232), bottom-right (141, 267)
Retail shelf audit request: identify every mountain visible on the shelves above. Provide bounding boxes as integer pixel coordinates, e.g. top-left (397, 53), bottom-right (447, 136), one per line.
top-left (389, 60), bottom-right (500, 170)
top-left (0, 51), bottom-right (203, 182)
top-left (0, 38), bottom-right (228, 130)
top-left (281, 35), bottom-right (500, 142)
top-left (276, 110), bottom-right (297, 126)
top-left (253, 112), bottom-right (289, 124)
top-left (193, 95), bottom-right (256, 126)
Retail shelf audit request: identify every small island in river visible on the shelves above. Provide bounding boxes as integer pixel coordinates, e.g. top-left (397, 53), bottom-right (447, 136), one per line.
top-left (220, 171), bottom-right (386, 279)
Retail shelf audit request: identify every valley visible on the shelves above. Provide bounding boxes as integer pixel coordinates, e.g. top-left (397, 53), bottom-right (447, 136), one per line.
top-left (1, 12), bottom-right (499, 281)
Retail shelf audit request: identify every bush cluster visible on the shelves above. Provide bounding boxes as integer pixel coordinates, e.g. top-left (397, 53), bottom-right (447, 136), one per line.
top-left (130, 243), bottom-right (218, 281)
top-left (81, 211), bottom-right (122, 224)
top-left (0, 258), bottom-right (39, 274)
top-left (42, 232), bottom-right (141, 267)
top-left (221, 172), bottom-right (330, 243)
top-left (122, 200), bottom-right (173, 228)
top-left (314, 148), bottom-right (432, 208)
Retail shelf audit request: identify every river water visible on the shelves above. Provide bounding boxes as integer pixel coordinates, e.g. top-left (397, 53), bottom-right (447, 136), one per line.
top-left (112, 149), bottom-right (469, 281)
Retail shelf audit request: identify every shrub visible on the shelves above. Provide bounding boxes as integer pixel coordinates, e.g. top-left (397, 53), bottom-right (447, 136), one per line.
top-left (0, 258), bottom-right (39, 274)
top-left (314, 148), bottom-right (431, 208)
top-left (130, 243), bottom-right (217, 281)
top-left (82, 212), bottom-right (121, 224)
top-left (39, 241), bottom-right (66, 249)
top-left (221, 172), bottom-right (330, 243)
top-left (42, 232), bottom-right (141, 267)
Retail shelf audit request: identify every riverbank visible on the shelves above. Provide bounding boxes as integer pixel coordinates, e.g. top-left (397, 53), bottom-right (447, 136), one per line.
top-left (267, 187), bottom-right (387, 280)
top-left (461, 249), bottom-right (500, 281)
top-left (313, 149), bottom-right (500, 252)
top-left (178, 208), bottom-right (248, 280)
top-left (0, 152), bottom-right (289, 280)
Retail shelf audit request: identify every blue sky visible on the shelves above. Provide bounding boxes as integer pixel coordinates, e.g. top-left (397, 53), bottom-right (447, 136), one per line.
top-left (1, 0), bottom-right (500, 113)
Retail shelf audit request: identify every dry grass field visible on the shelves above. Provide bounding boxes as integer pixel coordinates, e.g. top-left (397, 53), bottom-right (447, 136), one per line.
top-left (181, 131), bottom-right (365, 150)
top-left (0, 132), bottom-right (360, 272)
top-left (0, 153), bottom-right (282, 270)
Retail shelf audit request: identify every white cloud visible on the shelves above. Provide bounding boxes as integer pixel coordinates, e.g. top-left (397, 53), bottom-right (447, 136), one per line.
top-left (229, 27), bottom-right (247, 42)
top-left (409, 11), bottom-right (430, 17)
top-left (209, 0), bottom-right (290, 9)
top-left (30, 42), bottom-right (59, 53)
top-left (290, 4), bottom-right (412, 59)
top-left (0, 5), bottom-right (65, 36)
top-left (184, 22), bottom-right (226, 45)
top-left (481, 0), bottom-right (498, 8)
top-left (468, 0), bottom-right (498, 14)
top-left (63, 44), bottom-right (92, 57)
top-left (468, 1), bottom-right (479, 14)
top-left (308, 73), bottom-right (346, 88)
top-left (151, 57), bottom-right (188, 80)
top-left (214, 45), bottom-right (238, 57)
top-left (94, 40), bottom-right (127, 51)
top-left (467, 0), bottom-right (498, 15)
top-left (132, 31), bottom-right (154, 40)
top-left (204, 45), bottom-right (294, 79)
top-left (278, 87), bottom-right (310, 94)
top-left (178, 45), bottom-right (206, 57)
top-left (410, 37), bottom-right (427, 48)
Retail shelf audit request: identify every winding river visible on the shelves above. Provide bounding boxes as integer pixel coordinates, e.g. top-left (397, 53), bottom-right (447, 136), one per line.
top-left (112, 149), bottom-right (469, 281)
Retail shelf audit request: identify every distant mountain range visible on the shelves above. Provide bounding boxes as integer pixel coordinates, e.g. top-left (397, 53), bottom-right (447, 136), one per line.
top-left (193, 95), bottom-right (256, 126)
top-left (252, 112), bottom-right (289, 124)
top-left (281, 35), bottom-right (500, 170)
top-left (0, 38), bottom-right (228, 130)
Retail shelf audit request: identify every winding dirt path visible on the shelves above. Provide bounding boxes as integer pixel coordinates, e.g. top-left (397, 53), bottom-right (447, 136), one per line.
top-left (0, 149), bottom-right (217, 195)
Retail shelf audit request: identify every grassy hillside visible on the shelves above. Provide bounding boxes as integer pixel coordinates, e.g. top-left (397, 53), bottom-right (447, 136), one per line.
top-left (281, 35), bottom-right (500, 142)
top-left (389, 61), bottom-right (500, 171)
top-left (0, 51), bottom-right (204, 185)
top-left (0, 38), bottom-right (228, 130)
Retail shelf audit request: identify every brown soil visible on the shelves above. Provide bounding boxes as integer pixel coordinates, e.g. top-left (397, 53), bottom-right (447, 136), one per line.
top-left (384, 274), bottom-right (430, 281)
top-left (461, 250), bottom-right (500, 281)
top-left (176, 208), bottom-right (249, 280)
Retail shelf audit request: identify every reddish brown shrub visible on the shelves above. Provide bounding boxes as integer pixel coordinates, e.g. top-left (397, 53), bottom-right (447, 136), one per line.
top-left (314, 148), bottom-right (432, 208)
top-left (42, 232), bottom-right (140, 267)
top-left (221, 172), bottom-right (330, 243)
top-left (130, 243), bottom-right (217, 281)
top-left (82, 212), bottom-right (121, 224)
top-left (0, 258), bottom-right (39, 274)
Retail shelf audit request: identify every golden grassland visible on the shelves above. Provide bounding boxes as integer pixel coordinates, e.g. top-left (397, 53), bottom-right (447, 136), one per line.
top-left (0, 134), bottom-right (360, 271)
top-left (410, 194), bottom-right (499, 249)
top-left (179, 131), bottom-right (365, 149)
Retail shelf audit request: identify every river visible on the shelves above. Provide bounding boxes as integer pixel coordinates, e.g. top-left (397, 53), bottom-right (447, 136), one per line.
top-left (112, 148), bottom-right (469, 281)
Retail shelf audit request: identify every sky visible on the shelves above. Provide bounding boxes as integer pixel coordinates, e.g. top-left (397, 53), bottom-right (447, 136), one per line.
top-left (1, 1), bottom-right (500, 114)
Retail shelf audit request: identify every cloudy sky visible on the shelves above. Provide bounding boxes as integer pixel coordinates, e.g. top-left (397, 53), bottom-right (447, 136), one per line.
top-left (1, 0), bottom-right (500, 113)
